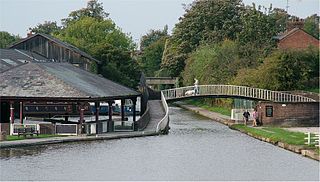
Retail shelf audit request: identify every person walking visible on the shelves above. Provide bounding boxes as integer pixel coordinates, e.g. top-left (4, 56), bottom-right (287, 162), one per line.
top-left (243, 110), bottom-right (250, 125)
top-left (194, 78), bottom-right (199, 95)
top-left (252, 109), bottom-right (258, 127)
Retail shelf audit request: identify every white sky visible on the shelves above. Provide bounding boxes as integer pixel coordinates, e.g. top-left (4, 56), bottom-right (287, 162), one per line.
top-left (0, 0), bottom-right (319, 43)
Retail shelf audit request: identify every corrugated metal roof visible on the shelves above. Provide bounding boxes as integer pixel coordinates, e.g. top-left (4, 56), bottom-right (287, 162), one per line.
top-left (9, 33), bottom-right (100, 63)
top-left (0, 49), bottom-right (48, 73)
top-left (0, 62), bottom-right (140, 99)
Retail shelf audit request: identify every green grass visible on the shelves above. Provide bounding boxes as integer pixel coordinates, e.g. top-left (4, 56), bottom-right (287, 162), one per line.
top-left (5, 134), bottom-right (66, 141)
top-left (231, 124), bottom-right (317, 147)
top-left (183, 99), bottom-right (231, 116)
top-left (305, 87), bottom-right (320, 94)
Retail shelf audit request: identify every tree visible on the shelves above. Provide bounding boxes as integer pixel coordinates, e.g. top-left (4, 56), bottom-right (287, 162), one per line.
top-left (304, 14), bottom-right (319, 39)
top-left (0, 31), bottom-right (20, 48)
top-left (138, 37), bottom-right (167, 76)
top-left (61, 0), bottom-right (109, 26)
top-left (140, 25), bottom-right (168, 50)
top-left (182, 40), bottom-right (242, 86)
top-left (236, 4), bottom-right (278, 53)
top-left (56, 17), bottom-right (139, 87)
top-left (138, 26), bottom-right (168, 76)
top-left (161, 0), bottom-right (244, 77)
top-left (232, 48), bottom-right (319, 90)
top-left (29, 21), bottom-right (61, 34)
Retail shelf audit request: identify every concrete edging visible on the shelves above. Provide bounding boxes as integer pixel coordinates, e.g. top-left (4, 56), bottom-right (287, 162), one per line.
top-left (175, 103), bottom-right (320, 161)
top-left (0, 131), bottom-right (159, 149)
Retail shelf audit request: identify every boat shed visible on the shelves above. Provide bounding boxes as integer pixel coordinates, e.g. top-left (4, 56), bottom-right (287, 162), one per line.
top-left (0, 49), bottom-right (141, 135)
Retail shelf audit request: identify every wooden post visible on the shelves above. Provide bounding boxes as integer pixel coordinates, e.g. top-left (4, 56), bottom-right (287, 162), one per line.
top-left (10, 101), bottom-right (14, 124)
top-left (121, 99), bottom-right (125, 125)
top-left (131, 98), bottom-right (137, 131)
top-left (79, 105), bottom-right (84, 135)
top-left (19, 102), bottom-right (23, 124)
top-left (95, 102), bottom-right (100, 134)
top-left (108, 101), bottom-right (113, 132)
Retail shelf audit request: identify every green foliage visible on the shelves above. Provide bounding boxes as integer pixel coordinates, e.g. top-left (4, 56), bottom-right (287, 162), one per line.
top-left (183, 40), bottom-right (247, 86)
top-left (138, 37), bottom-right (167, 76)
top-left (29, 21), bottom-right (61, 34)
top-left (56, 3), bottom-right (139, 88)
top-left (0, 31), bottom-right (20, 48)
top-left (140, 25), bottom-right (168, 50)
top-left (138, 26), bottom-right (168, 76)
top-left (61, 0), bottom-right (108, 26)
top-left (236, 4), bottom-right (278, 53)
top-left (184, 99), bottom-right (231, 116)
top-left (303, 14), bottom-right (320, 39)
top-left (161, 39), bottom-right (187, 77)
top-left (162, 0), bottom-right (244, 76)
top-left (232, 47), bottom-right (319, 90)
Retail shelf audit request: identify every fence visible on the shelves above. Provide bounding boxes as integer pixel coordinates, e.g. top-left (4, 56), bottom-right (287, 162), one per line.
top-left (10, 124), bottom-right (39, 135)
top-left (162, 85), bottom-right (316, 102)
top-left (305, 132), bottom-right (320, 147)
top-left (156, 91), bottom-right (169, 133)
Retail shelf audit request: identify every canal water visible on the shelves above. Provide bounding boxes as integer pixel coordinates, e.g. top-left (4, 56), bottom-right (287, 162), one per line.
top-left (0, 107), bottom-right (319, 181)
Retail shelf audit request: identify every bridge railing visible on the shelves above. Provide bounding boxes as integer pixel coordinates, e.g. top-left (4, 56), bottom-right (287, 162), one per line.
top-left (156, 91), bottom-right (169, 133)
top-left (162, 85), bottom-right (316, 102)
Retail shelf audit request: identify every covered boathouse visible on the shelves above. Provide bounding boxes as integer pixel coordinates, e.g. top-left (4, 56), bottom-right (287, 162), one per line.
top-left (0, 48), bottom-right (142, 136)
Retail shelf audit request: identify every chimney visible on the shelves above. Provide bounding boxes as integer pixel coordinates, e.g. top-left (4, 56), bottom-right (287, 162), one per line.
top-left (286, 18), bottom-right (304, 31)
top-left (27, 31), bottom-right (33, 38)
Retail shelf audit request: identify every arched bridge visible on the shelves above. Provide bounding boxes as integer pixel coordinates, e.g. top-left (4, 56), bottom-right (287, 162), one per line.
top-left (154, 85), bottom-right (316, 133)
top-left (161, 85), bottom-right (316, 102)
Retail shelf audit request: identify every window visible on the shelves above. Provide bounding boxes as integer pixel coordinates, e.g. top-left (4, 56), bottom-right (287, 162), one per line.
top-left (266, 106), bottom-right (273, 117)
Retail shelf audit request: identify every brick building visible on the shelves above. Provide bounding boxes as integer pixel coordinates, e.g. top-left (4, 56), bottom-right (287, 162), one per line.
top-left (256, 102), bottom-right (319, 127)
top-left (274, 27), bottom-right (319, 50)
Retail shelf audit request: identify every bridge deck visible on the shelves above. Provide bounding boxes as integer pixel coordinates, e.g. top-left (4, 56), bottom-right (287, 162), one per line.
top-left (144, 100), bottom-right (165, 132)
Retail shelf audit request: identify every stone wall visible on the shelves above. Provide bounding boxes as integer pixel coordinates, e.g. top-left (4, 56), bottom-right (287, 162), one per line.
top-left (257, 102), bottom-right (319, 127)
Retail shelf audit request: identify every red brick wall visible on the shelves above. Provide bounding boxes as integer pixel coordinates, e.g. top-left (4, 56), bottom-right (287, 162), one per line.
top-left (257, 102), bottom-right (319, 127)
top-left (278, 30), bottom-right (319, 50)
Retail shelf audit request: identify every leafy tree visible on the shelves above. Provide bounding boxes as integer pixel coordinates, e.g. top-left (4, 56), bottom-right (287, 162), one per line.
top-left (232, 48), bottom-right (319, 90)
top-left (162, 0), bottom-right (244, 77)
top-left (138, 26), bottom-right (168, 76)
top-left (138, 37), bottom-right (167, 76)
top-left (236, 4), bottom-right (278, 53)
top-left (140, 25), bottom-right (168, 50)
top-left (0, 31), bottom-right (20, 48)
top-left (182, 40), bottom-right (242, 86)
top-left (56, 17), bottom-right (139, 87)
top-left (29, 21), bottom-right (61, 34)
top-left (61, 0), bottom-right (109, 26)
top-left (304, 14), bottom-right (319, 39)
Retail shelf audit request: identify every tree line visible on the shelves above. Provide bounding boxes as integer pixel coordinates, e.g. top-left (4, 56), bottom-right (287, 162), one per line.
top-left (1, 0), bottom-right (319, 91)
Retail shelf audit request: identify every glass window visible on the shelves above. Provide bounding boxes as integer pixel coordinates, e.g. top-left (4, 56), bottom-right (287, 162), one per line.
top-left (266, 106), bottom-right (273, 117)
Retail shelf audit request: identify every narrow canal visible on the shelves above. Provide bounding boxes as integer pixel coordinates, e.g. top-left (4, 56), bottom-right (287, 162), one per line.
top-left (0, 107), bottom-right (319, 181)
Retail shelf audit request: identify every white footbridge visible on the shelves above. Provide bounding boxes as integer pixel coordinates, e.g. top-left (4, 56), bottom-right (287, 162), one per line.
top-left (161, 85), bottom-right (316, 102)
top-left (155, 85), bottom-right (316, 133)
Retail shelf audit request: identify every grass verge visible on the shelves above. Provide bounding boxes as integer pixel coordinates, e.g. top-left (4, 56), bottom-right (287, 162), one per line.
top-left (230, 124), bottom-right (319, 151)
top-left (183, 99), bottom-right (231, 116)
top-left (5, 134), bottom-right (66, 141)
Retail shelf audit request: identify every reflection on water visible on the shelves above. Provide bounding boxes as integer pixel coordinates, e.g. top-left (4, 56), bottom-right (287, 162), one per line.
top-left (0, 107), bottom-right (319, 181)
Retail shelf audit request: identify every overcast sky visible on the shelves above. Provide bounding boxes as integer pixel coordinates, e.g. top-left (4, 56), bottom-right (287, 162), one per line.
top-left (0, 0), bottom-right (318, 43)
